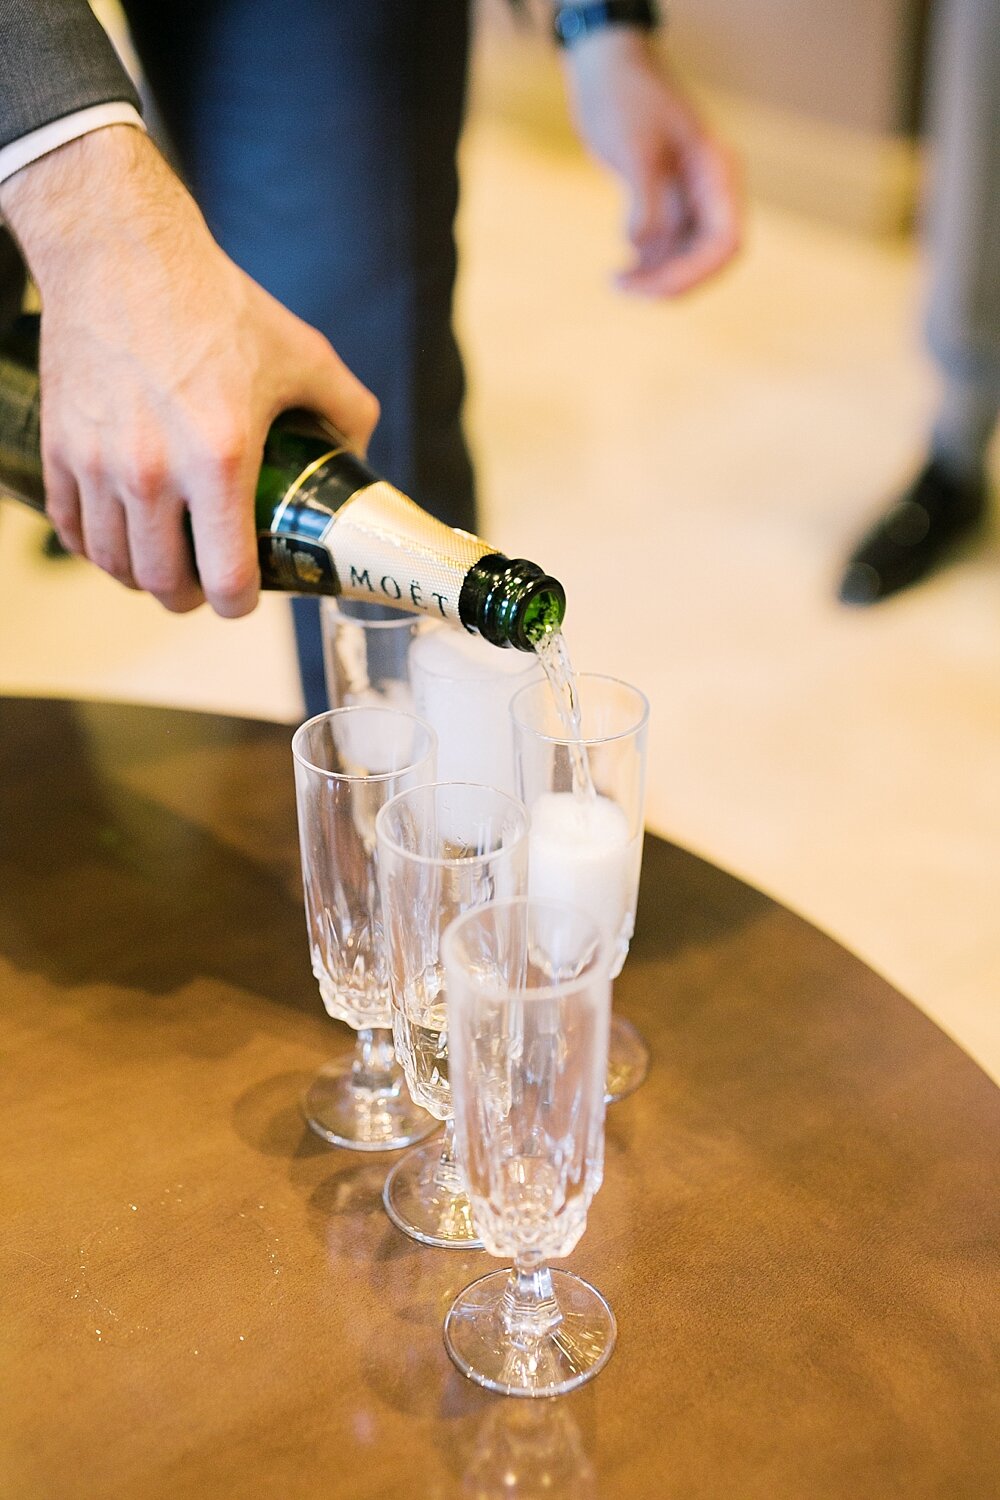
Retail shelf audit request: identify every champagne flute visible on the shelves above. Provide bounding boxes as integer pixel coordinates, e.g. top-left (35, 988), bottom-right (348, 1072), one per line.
top-left (442, 896), bottom-right (615, 1398)
top-left (321, 596), bottom-right (429, 716)
top-left (511, 673), bottom-right (650, 1102)
top-left (409, 620), bottom-right (542, 795)
top-left (292, 706), bottom-right (438, 1150)
top-left (376, 781), bottom-right (529, 1247)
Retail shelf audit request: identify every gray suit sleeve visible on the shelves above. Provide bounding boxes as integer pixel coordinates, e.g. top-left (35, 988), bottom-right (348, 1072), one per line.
top-left (0, 0), bottom-right (141, 151)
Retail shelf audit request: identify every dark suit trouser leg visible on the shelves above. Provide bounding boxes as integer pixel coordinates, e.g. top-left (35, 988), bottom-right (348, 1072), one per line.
top-left (124, 0), bottom-right (475, 717)
top-left (925, 0), bottom-right (1000, 431)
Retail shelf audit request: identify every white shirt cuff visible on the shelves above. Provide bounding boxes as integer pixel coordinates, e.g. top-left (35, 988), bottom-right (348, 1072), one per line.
top-left (0, 103), bottom-right (146, 188)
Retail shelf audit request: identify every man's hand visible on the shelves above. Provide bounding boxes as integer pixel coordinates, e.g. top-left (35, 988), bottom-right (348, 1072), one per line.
top-left (561, 29), bottom-right (741, 297)
top-left (0, 126), bottom-right (379, 616)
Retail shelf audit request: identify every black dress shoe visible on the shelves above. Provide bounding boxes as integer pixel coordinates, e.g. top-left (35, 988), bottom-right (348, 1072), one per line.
top-left (838, 457), bottom-right (987, 605)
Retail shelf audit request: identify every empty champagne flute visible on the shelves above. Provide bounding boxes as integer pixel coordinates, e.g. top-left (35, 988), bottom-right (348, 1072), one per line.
top-left (442, 896), bottom-right (614, 1398)
top-left (292, 706), bottom-right (438, 1150)
top-left (511, 673), bottom-right (650, 1102)
top-left (376, 782), bottom-right (529, 1247)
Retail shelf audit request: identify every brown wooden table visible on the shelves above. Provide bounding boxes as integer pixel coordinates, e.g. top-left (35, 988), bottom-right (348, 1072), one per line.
top-left (2, 697), bottom-right (998, 1500)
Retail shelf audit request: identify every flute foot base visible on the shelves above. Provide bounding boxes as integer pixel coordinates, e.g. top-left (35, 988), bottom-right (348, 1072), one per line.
top-left (445, 1268), bottom-right (616, 1398)
top-left (303, 1059), bottom-right (436, 1152)
top-left (605, 1014), bottom-right (649, 1103)
top-left (383, 1138), bottom-right (483, 1248)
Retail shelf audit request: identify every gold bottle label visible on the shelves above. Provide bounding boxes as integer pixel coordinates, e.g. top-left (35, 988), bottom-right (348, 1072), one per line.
top-left (323, 481), bottom-right (492, 624)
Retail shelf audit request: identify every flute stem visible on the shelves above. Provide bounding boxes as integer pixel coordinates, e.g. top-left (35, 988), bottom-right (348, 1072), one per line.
top-left (500, 1258), bottom-right (563, 1343)
top-left (432, 1116), bottom-right (465, 1195)
top-left (350, 1027), bottom-right (398, 1094)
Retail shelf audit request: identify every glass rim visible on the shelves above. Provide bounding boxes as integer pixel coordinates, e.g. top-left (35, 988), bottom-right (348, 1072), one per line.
top-left (441, 895), bottom-right (609, 1003)
top-left (291, 705), bottom-right (437, 782)
top-left (322, 598), bottom-right (427, 630)
top-left (510, 672), bottom-right (650, 747)
top-left (375, 780), bottom-right (530, 868)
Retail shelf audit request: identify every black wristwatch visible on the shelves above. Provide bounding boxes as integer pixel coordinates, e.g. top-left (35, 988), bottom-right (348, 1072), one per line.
top-left (553, 0), bottom-right (660, 47)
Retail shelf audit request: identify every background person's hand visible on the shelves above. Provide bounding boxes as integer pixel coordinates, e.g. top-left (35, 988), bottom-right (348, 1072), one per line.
top-left (561, 29), bottom-right (741, 297)
top-left (0, 126), bottom-right (379, 617)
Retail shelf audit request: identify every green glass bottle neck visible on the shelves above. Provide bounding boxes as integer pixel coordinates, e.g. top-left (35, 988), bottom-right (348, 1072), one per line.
top-left (0, 315), bottom-right (45, 512)
top-left (261, 427), bottom-right (567, 649)
top-left (459, 554), bottom-right (566, 651)
top-left (255, 410), bottom-right (371, 529)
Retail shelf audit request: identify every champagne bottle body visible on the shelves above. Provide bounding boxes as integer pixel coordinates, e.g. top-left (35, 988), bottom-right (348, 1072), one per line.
top-left (0, 318), bottom-right (564, 651)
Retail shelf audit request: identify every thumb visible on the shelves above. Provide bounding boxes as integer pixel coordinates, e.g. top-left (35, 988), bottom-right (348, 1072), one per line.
top-left (625, 158), bottom-right (665, 248)
top-left (283, 329), bottom-right (381, 457)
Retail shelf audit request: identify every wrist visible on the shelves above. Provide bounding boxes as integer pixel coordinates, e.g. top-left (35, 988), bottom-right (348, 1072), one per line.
top-left (0, 127), bottom-right (196, 295)
top-left (560, 22), bottom-right (656, 71)
top-left (558, 21), bottom-right (661, 97)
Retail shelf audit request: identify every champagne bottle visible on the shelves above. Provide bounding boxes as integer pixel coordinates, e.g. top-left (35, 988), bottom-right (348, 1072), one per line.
top-left (0, 316), bottom-right (565, 651)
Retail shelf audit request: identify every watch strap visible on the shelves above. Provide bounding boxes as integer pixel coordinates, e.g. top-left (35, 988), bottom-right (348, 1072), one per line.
top-left (553, 0), bottom-right (660, 47)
